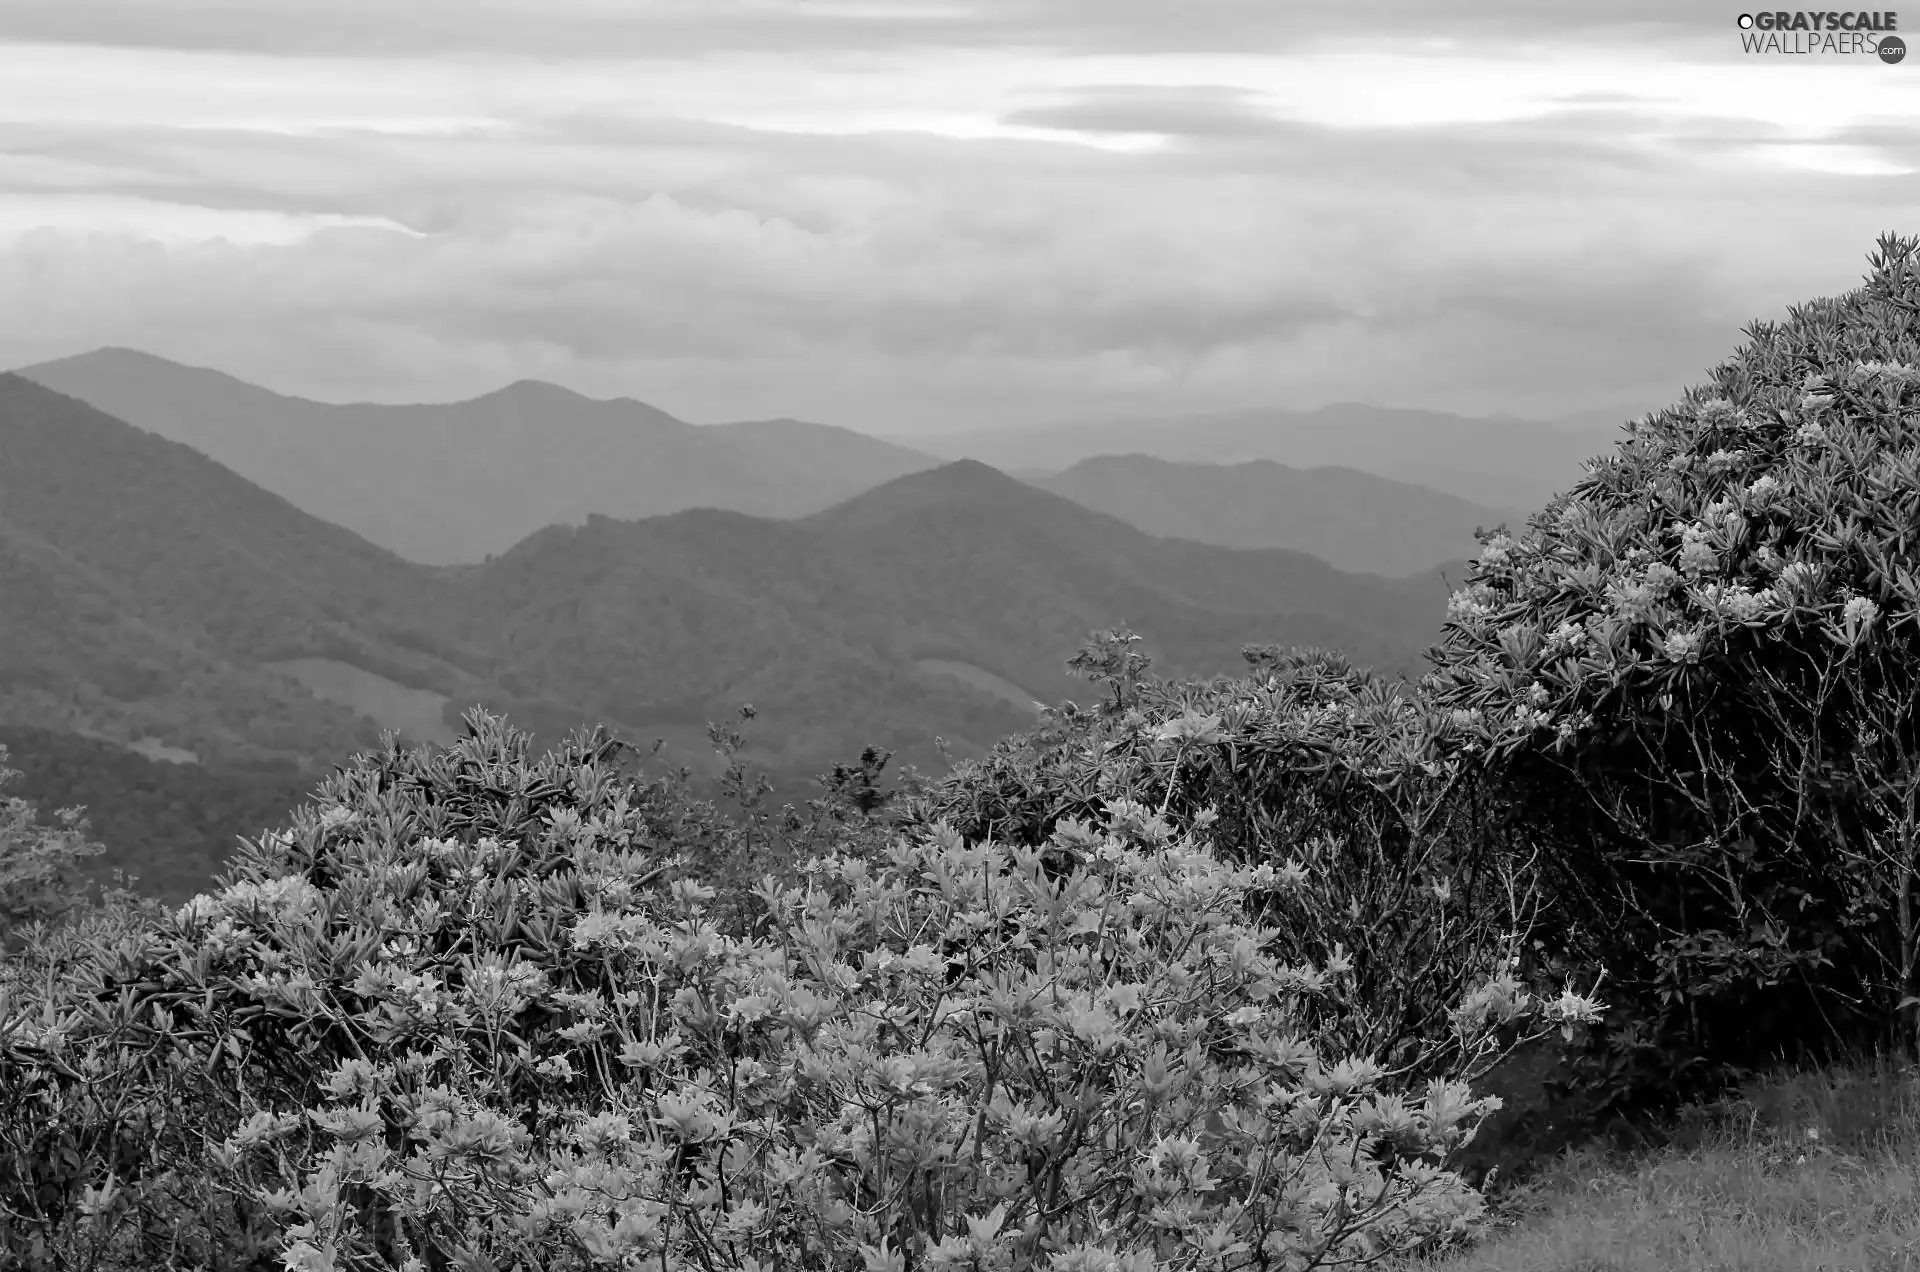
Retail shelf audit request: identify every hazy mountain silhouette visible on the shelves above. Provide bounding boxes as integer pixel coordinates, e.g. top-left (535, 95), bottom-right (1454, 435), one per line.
top-left (15, 348), bottom-right (941, 565)
top-left (904, 403), bottom-right (1622, 510)
top-left (1027, 454), bottom-right (1518, 576)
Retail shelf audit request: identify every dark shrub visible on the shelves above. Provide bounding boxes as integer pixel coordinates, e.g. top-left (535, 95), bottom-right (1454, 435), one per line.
top-left (1427, 233), bottom-right (1920, 1083)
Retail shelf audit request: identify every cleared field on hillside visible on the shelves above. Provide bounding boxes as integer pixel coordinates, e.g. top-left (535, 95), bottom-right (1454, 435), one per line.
top-left (265, 658), bottom-right (458, 747)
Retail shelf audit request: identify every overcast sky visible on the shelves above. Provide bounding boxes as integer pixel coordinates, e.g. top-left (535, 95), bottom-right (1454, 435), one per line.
top-left (1, 1), bottom-right (1915, 433)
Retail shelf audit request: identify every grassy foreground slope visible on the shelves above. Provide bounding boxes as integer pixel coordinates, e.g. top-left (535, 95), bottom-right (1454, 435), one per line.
top-left (1396, 1058), bottom-right (1920, 1272)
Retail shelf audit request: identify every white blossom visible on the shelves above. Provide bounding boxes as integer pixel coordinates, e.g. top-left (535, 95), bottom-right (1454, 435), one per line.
top-left (1662, 629), bottom-right (1705, 664)
top-left (1842, 594), bottom-right (1881, 644)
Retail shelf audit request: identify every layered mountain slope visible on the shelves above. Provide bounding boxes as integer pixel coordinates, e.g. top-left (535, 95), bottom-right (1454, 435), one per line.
top-left (1, 373), bottom-right (1453, 788)
top-left (16, 349), bottom-right (940, 564)
top-left (910, 403), bottom-right (1620, 510)
top-left (1028, 454), bottom-right (1517, 576)
top-left (3, 376), bottom-right (1464, 900)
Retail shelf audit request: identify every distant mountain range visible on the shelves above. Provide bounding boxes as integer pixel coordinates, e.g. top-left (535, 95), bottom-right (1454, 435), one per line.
top-left (17, 348), bottom-right (942, 566)
top-left (0, 374), bottom-right (1455, 793)
top-left (905, 404), bottom-right (1623, 511)
top-left (15, 351), bottom-right (1597, 575)
top-left (1028, 455), bottom-right (1518, 577)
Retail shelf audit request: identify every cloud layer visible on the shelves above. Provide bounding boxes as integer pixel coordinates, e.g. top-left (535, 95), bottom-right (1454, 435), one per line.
top-left (2, 1), bottom-right (1917, 431)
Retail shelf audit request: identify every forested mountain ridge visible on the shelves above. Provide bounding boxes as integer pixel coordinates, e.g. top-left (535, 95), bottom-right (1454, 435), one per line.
top-left (438, 459), bottom-right (1453, 772)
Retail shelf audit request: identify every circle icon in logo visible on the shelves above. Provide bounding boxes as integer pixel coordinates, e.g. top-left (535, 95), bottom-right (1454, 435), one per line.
top-left (1737, 13), bottom-right (1754, 28)
top-left (1879, 34), bottom-right (1907, 63)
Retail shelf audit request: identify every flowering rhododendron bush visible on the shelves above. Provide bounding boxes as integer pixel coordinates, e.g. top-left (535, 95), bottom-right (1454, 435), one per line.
top-left (917, 639), bottom-right (1560, 1086)
top-left (2, 714), bottom-right (744, 1268)
top-left (1427, 233), bottom-right (1920, 1059)
top-left (1, 712), bottom-right (1600, 1270)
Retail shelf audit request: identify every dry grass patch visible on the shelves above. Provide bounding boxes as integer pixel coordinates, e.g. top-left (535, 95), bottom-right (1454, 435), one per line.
top-left (1401, 1057), bottom-right (1920, 1272)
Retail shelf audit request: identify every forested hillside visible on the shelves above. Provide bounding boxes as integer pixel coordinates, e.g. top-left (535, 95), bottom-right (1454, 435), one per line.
top-left (452, 460), bottom-right (1451, 772)
top-left (0, 726), bottom-right (313, 902)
